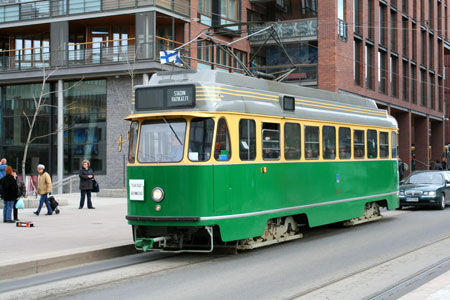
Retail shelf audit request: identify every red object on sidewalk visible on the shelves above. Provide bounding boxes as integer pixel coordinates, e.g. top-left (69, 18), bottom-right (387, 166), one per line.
top-left (16, 221), bottom-right (34, 227)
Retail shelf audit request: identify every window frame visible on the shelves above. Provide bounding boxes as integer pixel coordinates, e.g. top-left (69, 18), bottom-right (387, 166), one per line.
top-left (379, 131), bottom-right (389, 158)
top-left (214, 117), bottom-right (232, 161)
top-left (322, 125), bottom-right (337, 160)
top-left (284, 122), bottom-right (301, 160)
top-left (338, 127), bottom-right (351, 159)
top-left (367, 129), bottom-right (378, 159)
top-left (304, 125), bottom-right (320, 160)
top-left (239, 118), bottom-right (256, 161)
top-left (353, 129), bottom-right (365, 159)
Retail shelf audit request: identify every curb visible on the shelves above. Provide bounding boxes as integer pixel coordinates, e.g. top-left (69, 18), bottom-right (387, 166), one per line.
top-left (0, 244), bottom-right (139, 281)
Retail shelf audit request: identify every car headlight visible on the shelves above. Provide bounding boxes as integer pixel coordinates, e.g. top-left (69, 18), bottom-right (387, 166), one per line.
top-left (423, 191), bottom-right (436, 196)
top-left (399, 191), bottom-right (405, 196)
top-left (151, 187), bottom-right (165, 202)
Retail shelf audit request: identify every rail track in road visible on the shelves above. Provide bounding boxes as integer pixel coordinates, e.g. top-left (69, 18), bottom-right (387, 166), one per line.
top-left (286, 232), bottom-right (450, 300)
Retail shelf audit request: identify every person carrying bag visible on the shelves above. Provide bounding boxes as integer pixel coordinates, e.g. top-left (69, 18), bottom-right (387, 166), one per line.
top-left (79, 160), bottom-right (95, 209)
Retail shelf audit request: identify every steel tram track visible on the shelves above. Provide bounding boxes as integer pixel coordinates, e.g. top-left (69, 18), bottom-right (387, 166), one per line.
top-left (285, 233), bottom-right (450, 300)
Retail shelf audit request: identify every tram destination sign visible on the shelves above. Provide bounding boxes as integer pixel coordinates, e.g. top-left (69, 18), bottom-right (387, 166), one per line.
top-left (135, 85), bottom-right (195, 111)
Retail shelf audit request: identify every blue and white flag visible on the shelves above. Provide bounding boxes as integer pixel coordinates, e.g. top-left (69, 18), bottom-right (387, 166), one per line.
top-left (160, 50), bottom-right (182, 65)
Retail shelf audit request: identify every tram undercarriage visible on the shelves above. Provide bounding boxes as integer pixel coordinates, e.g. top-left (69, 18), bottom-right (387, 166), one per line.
top-left (132, 202), bottom-right (384, 253)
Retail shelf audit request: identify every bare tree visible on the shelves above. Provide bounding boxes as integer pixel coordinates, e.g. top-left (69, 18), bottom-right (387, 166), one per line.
top-left (21, 63), bottom-right (82, 183)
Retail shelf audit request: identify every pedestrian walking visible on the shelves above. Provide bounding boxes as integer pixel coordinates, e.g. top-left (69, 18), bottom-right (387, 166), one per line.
top-left (434, 160), bottom-right (444, 170)
top-left (398, 158), bottom-right (405, 181)
top-left (12, 169), bottom-right (25, 221)
top-left (0, 158), bottom-right (7, 179)
top-left (34, 164), bottom-right (53, 216)
top-left (2, 166), bottom-right (18, 223)
top-left (79, 160), bottom-right (95, 209)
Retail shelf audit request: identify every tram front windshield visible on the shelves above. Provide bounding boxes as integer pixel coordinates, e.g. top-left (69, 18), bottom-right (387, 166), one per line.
top-left (138, 118), bottom-right (186, 163)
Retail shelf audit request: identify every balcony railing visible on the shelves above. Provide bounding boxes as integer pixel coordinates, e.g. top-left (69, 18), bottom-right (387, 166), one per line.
top-left (0, 36), bottom-right (184, 72)
top-left (0, 0), bottom-right (189, 24)
top-left (248, 18), bottom-right (318, 43)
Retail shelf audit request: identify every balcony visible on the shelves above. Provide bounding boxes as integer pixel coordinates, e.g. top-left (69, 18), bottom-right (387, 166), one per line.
top-left (0, 36), bottom-right (184, 72)
top-left (0, 0), bottom-right (189, 25)
top-left (248, 18), bottom-right (317, 45)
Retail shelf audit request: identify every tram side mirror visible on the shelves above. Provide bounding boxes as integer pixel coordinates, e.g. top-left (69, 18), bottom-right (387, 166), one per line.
top-left (118, 132), bottom-right (130, 152)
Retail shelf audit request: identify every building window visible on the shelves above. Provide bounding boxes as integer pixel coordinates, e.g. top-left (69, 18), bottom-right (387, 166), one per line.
top-left (354, 39), bottom-right (362, 86)
top-left (429, 35), bottom-right (434, 69)
top-left (368, 0), bottom-right (374, 39)
top-left (197, 40), bottom-right (213, 69)
top-left (198, 0), bottom-right (212, 14)
top-left (429, 74), bottom-right (434, 109)
top-left (420, 70), bottom-right (427, 106)
top-left (438, 40), bottom-right (442, 73)
top-left (221, 0), bottom-right (239, 21)
top-left (64, 79), bottom-right (107, 174)
top-left (378, 50), bottom-right (387, 94)
top-left (429, 0), bottom-right (434, 29)
top-left (391, 56), bottom-right (398, 97)
top-left (1, 83), bottom-right (52, 174)
top-left (379, 4), bottom-right (387, 46)
top-left (216, 47), bottom-right (231, 70)
top-left (421, 29), bottom-right (426, 65)
top-left (300, 0), bottom-right (318, 18)
top-left (391, 11), bottom-right (397, 51)
top-left (354, 0), bottom-right (361, 34)
top-left (366, 44), bottom-right (374, 89)
top-left (402, 17), bottom-right (408, 55)
top-left (411, 65), bottom-right (417, 103)
top-left (402, 61), bottom-right (409, 101)
top-left (438, 1), bottom-right (442, 35)
top-left (402, 0), bottom-right (408, 14)
top-left (438, 77), bottom-right (443, 112)
top-left (412, 24), bottom-right (417, 61)
top-left (233, 49), bottom-right (247, 71)
top-left (337, 0), bottom-right (345, 20)
top-left (420, 0), bottom-right (425, 24)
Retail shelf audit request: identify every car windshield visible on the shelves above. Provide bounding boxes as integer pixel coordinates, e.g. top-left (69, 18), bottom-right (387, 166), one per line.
top-left (406, 173), bottom-right (444, 185)
top-left (138, 118), bottom-right (186, 163)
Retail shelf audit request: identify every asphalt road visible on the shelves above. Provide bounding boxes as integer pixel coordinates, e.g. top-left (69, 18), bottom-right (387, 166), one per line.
top-left (5, 207), bottom-right (450, 300)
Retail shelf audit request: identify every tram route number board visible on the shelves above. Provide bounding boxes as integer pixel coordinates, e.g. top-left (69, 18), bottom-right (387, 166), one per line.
top-left (130, 179), bottom-right (145, 201)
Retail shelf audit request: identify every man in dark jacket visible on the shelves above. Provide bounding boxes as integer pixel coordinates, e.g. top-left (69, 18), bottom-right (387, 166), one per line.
top-left (2, 166), bottom-right (18, 223)
top-left (79, 160), bottom-right (95, 209)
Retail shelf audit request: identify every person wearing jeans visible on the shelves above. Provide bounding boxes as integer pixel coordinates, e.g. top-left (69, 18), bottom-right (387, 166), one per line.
top-left (34, 164), bottom-right (53, 216)
top-left (2, 166), bottom-right (18, 223)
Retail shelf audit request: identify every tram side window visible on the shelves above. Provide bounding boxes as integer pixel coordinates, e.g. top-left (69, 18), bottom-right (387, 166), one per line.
top-left (284, 123), bottom-right (301, 160)
top-left (128, 121), bottom-right (138, 163)
top-left (339, 127), bottom-right (351, 159)
top-left (262, 123), bottom-right (280, 160)
top-left (322, 126), bottom-right (336, 159)
top-left (391, 132), bottom-right (397, 158)
top-left (367, 129), bottom-right (378, 159)
top-left (188, 118), bottom-right (214, 161)
top-left (380, 132), bottom-right (389, 158)
top-left (305, 126), bottom-right (319, 159)
top-left (354, 130), bottom-right (365, 159)
top-left (239, 119), bottom-right (256, 160)
top-left (214, 118), bottom-right (231, 161)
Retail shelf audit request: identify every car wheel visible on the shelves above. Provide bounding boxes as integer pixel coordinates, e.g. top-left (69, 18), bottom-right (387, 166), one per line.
top-left (438, 194), bottom-right (446, 210)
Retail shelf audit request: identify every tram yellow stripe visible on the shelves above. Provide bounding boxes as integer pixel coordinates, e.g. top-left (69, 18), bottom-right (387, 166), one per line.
top-left (198, 86), bottom-right (279, 99)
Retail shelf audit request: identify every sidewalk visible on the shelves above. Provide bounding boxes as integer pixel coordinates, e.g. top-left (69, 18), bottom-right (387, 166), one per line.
top-left (0, 193), bottom-right (136, 280)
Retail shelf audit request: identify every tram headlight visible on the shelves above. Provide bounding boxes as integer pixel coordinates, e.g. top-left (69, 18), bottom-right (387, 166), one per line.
top-left (152, 187), bottom-right (165, 202)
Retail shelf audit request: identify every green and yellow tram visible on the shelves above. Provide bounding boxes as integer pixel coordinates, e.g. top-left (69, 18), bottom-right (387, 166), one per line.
top-left (124, 70), bottom-right (399, 252)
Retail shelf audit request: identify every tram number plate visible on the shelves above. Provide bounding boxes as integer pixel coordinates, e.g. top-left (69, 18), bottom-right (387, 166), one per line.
top-left (406, 197), bottom-right (419, 202)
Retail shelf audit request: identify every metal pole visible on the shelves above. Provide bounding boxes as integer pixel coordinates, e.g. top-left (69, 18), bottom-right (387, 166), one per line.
top-left (57, 79), bottom-right (64, 194)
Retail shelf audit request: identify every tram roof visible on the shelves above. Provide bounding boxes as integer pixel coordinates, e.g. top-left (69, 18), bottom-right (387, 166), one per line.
top-left (132, 70), bottom-right (397, 129)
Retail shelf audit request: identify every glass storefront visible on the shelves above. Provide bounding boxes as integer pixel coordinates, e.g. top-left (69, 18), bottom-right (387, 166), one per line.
top-left (64, 79), bottom-right (106, 174)
top-left (0, 79), bottom-right (106, 176)
top-left (1, 82), bottom-right (54, 174)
